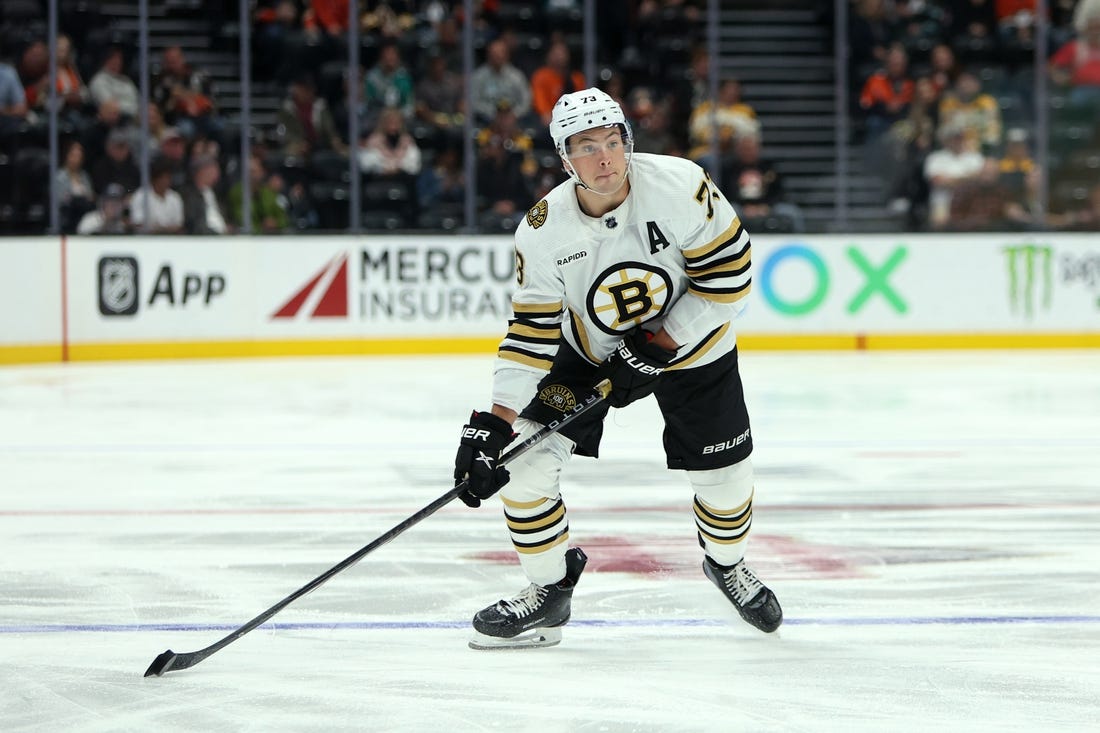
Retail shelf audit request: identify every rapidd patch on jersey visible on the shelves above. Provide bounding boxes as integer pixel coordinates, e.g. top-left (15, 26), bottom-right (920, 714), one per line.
top-left (526, 199), bottom-right (548, 229)
top-left (538, 384), bottom-right (576, 413)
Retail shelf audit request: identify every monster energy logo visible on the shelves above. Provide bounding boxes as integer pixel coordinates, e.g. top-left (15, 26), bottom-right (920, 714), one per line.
top-left (1003, 244), bottom-right (1053, 317)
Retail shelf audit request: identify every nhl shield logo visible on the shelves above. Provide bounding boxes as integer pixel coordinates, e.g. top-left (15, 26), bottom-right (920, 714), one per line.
top-left (538, 384), bottom-right (576, 413)
top-left (526, 199), bottom-right (548, 229)
top-left (98, 256), bottom-right (139, 316)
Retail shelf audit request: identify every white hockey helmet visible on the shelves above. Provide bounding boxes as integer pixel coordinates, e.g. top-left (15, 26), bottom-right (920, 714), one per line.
top-left (549, 87), bottom-right (634, 190)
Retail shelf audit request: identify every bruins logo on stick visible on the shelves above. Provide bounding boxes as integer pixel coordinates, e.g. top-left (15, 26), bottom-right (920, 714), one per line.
top-left (526, 199), bottom-right (548, 229)
top-left (538, 384), bottom-right (576, 413)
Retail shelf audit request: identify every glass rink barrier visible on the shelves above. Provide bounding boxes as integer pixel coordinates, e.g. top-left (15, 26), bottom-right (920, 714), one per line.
top-left (2, 0), bottom-right (1097, 237)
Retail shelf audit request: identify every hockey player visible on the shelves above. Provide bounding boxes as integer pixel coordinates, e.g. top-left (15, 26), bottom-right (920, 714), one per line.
top-left (453, 87), bottom-right (782, 649)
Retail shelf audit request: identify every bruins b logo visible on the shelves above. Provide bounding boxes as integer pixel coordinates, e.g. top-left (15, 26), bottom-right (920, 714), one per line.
top-left (586, 261), bottom-right (673, 335)
top-left (526, 199), bottom-right (548, 229)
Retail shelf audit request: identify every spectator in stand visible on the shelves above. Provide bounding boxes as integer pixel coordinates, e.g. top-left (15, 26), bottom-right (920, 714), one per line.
top-left (81, 98), bottom-right (125, 168)
top-left (627, 86), bottom-right (677, 155)
top-left (722, 133), bottom-right (804, 233)
top-left (182, 154), bottom-right (229, 234)
top-left (417, 145), bottom-right (465, 210)
top-left (152, 46), bottom-right (223, 144)
top-left (303, 0), bottom-right (349, 39)
top-left (228, 154), bottom-right (289, 233)
top-left (893, 0), bottom-right (951, 48)
top-left (141, 103), bottom-right (169, 157)
top-left (254, 0), bottom-right (301, 79)
top-left (886, 75), bottom-right (941, 219)
top-left (187, 136), bottom-right (221, 178)
top-left (277, 73), bottom-right (347, 159)
top-left (24, 35), bottom-right (89, 126)
top-left (997, 128), bottom-right (1035, 185)
top-left (364, 41), bottom-right (415, 127)
top-left (476, 102), bottom-right (538, 181)
top-left (272, 173), bottom-right (320, 230)
top-left (469, 38), bottom-right (532, 126)
top-left (358, 105), bottom-right (421, 225)
top-left (938, 70), bottom-right (1002, 154)
top-left (1050, 182), bottom-right (1100, 231)
top-left (995, 0), bottom-right (1038, 50)
top-left (945, 159), bottom-right (1011, 231)
top-left (88, 46), bottom-right (139, 121)
top-left (1049, 7), bottom-right (1100, 106)
top-left (848, 0), bottom-right (896, 79)
top-left (927, 43), bottom-right (960, 96)
top-left (687, 78), bottom-right (759, 173)
top-left (358, 106), bottom-right (421, 178)
top-left (859, 43), bottom-right (915, 139)
top-left (55, 140), bottom-right (96, 233)
top-left (669, 46), bottom-right (710, 151)
top-left (90, 127), bottom-right (141, 195)
top-left (0, 48), bottom-right (29, 137)
top-left (157, 126), bottom-right (189, 188)
top-left (950, 0), bottom-right (997, 54)
top-left (415, 50), bottom-right (465, 150)
top-left (530, 40), bottom-right (586, 127)
top-left (599, 69), bottom-right (627, 108)
top-left (76, 183), bottom-right (131, 235)
top-left (476, 122), bottom-right (533, 230)
top-left (424, 14), bottom-right (462, 70)
top-left (129, 157), bottom-right (185, 234)
top-left (923, 121), bottom-right (987, 230)
top-left (362, 2), bottom-right (416, 40)
top-left (996, 127), bottom-right (1040, 228)
top-left (331, 63), bottom-right (366, 145)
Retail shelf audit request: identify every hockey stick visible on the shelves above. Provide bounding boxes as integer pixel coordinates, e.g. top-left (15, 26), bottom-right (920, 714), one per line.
top-left (144, 380), bottom-right (611, 677)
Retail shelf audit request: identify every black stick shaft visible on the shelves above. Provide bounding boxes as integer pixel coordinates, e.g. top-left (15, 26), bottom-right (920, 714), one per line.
top-left (145, 381), bottom-right (610, 677)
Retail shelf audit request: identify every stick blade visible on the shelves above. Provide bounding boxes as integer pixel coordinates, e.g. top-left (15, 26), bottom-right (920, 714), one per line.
top-left (144, 649), bottom-right (178, 678)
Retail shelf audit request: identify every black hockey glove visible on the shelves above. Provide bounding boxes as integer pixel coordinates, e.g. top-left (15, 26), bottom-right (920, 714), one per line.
top-left (454, 411), bottom-right (515, 508)
top-left (599, 328), bottom-right (677, 408)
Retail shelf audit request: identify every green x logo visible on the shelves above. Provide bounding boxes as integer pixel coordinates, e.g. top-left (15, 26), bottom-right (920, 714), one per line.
top-left (846, 246), bottom-right (908, 314)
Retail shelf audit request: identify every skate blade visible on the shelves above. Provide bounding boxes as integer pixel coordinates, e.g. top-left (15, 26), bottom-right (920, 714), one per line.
top-left (468, 626), bottom-right (562, 650)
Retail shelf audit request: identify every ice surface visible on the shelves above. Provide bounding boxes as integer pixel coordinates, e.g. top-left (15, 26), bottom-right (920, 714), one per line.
top-left (2, 351), bottom-right (1098, 732)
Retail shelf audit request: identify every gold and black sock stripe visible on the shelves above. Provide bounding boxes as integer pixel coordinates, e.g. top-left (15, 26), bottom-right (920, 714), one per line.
top-left (694, 493), bottom-right (752, 547)
top-left (503, 495), bottom-right (569, 555)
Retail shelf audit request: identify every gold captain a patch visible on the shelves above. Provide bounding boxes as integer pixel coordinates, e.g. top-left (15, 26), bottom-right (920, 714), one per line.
top-left (538, 384), bottom-right (576, 413)
top-left (526, 199), bottom-right (548, 229)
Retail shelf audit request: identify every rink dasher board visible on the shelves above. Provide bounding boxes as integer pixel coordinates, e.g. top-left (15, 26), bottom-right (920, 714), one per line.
top-left (1, 233), bottom-right (1098, 364)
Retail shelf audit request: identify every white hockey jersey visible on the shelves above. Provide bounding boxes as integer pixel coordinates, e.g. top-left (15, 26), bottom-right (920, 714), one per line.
top-left (491, 152), bottom-right (752, 413)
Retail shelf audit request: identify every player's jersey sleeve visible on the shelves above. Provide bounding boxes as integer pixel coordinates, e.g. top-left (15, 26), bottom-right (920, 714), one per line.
top-left (660, 171), bottom-right (751, 348)
top-left (490, 225), bottom-right (565, 412)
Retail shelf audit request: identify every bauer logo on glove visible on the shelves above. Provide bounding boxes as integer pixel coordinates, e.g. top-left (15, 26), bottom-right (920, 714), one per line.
top-left (598, 328), bottom-right (676, 408)
top-left (454, 411), bottom-right (515, 508)
top-left (614, 340), bottom-right (667, 375)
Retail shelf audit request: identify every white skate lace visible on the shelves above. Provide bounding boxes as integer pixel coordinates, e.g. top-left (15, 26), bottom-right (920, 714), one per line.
top-left (498, 583), bottom-right (549, 619)
top-left (723, 563), bottom-right (764, 606)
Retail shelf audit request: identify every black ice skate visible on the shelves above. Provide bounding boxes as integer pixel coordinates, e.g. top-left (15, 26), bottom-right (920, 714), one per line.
top-left (703, 556), bottom-right (783, 633)
top-left (469, 547), bottom-right (587, 650)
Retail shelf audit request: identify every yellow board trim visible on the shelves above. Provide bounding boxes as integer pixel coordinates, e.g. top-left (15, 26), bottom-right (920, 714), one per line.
top-left (0, 344), bottom-right (64, 365)
top-left (68, 337), bottom-right (502, 362)
top-left (3, 332), bottom-right (1100, 366)
top-left (737, 333), bottom-right (1100, 351)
